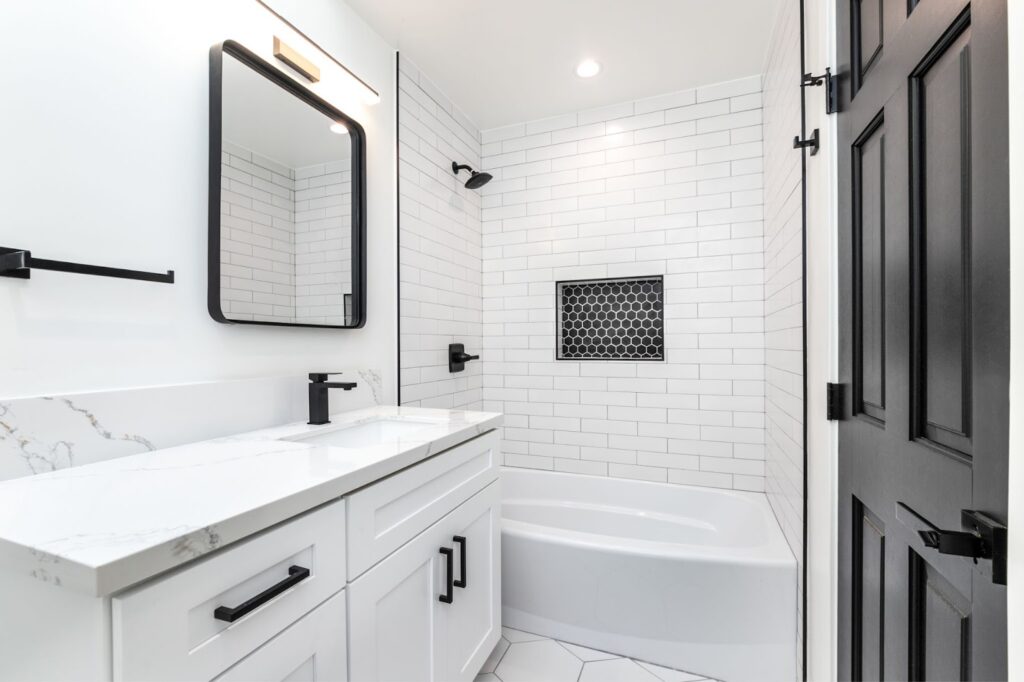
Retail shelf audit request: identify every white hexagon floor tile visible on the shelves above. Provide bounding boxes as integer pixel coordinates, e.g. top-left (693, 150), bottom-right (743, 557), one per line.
top-left (494, 639), bottom-right (583, 682)
top-left (580, 658), bottom-right (663, 681)
top-left (477, 629), bottom-right (718, 682)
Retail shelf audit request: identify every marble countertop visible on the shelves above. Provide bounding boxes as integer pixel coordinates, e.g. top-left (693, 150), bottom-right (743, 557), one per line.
top-left (0, 406), bottom-right (502, 597)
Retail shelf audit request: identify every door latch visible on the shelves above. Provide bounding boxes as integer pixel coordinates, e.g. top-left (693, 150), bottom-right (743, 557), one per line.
top-left (917, 510), bottom-right (1007, 585)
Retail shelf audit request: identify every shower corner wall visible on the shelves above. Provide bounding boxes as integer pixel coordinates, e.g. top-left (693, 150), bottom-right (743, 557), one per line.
top-left (397, 55), bottom-right (485, 412)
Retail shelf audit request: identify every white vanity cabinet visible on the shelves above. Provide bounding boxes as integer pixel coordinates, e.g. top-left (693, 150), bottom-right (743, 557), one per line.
top-left (0, 422), bottom-right (501, 682)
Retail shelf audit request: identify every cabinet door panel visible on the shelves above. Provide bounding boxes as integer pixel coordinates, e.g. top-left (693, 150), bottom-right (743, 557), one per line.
top-left (347, 511), bottom-right (446, 681)
top-left (443, 484), bottom-right (501, 682)
top-left (347, 481), bottom-right (501, 682)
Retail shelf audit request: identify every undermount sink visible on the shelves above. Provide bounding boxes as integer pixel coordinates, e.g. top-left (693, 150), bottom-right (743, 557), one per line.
top-left (283, 418), bottom-right (438, 449)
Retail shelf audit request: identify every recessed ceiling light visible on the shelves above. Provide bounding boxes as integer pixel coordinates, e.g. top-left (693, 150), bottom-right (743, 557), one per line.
top-left (575, 59), bottom-right (601, 79)
top-left (329, 122), bottom-right (349, 135)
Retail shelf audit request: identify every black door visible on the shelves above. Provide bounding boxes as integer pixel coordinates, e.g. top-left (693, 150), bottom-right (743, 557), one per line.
top-left (836, 0), bottom-right (1008, 679)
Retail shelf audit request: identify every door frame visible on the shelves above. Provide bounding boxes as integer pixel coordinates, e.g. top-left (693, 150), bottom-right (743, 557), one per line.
top-left (798, 0), bottom-right (841, 680)
top-left (1006, 3), bottom-right (1024, 677)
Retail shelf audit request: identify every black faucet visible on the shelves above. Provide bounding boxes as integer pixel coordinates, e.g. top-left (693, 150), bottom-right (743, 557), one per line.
top-left (308, 373), bottom-right (358, 425)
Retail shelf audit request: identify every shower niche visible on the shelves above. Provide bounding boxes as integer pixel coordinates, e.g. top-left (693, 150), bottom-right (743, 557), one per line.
top-left (556, 276), bottom-right (665, 361)
top-left (208, 40), bottom-right (367, 329)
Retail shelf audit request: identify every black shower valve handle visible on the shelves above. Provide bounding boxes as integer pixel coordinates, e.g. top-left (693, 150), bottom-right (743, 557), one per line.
top-left (448, 343), bottom-right (479, 373)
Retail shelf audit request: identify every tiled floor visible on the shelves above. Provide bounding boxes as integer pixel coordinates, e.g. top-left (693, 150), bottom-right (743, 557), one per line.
top-left (476, 627), bottom-right (719, 682)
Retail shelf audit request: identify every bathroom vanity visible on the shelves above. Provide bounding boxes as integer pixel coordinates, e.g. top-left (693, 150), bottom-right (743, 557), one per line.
top-left (0, 406), bottom-right (502, 681)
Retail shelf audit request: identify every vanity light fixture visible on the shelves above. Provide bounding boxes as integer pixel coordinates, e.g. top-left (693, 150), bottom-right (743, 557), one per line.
top-left (256, 0), bottom-right (381, 105)
top-left (575, 59), bottom-right (601, 78)
top-left (273, 36), bottom-right (320, 82)
top-left (329, 122), bottom-right (349, 134)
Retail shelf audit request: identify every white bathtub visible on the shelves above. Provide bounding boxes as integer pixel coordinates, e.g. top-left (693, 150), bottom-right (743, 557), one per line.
top-left (501, 468), bottom-right (797, 682)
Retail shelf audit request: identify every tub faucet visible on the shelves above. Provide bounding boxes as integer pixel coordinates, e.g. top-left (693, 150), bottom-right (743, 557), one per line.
top-left (308, 373), bottom-right (357, 425)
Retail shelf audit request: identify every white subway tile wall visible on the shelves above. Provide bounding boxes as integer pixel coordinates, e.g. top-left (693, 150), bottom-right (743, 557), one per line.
top-left (221, 144), bottom-right (297, 323)
top-left (398, 56), bottom-right (484, 409)
top-left (480, 76), bottom-right (767, 492)
top-left (762, 0), bottom-right (805, 666)
top-left (220, 145), bottom-right (352, 325)
top-left (294, 162), bottom-right (352, 325)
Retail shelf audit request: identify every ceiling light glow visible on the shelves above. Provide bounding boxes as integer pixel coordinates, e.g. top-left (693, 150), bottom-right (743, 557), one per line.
top-left (330, 122), bottom-right (349, 135)
top-left (575, 59), bottom-right (601, 78)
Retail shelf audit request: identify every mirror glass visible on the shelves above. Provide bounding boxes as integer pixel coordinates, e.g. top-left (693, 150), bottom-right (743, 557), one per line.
top-left (212, 45), bottom-right (362, 327)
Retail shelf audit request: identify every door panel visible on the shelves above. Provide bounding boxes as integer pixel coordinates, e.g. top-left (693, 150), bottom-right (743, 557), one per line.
top-left (852, 112), bottom-right (886, 423)
top-left (836, 0), bottom-right (1008, 680)
top-left (911, 17), bottom-right (973, 456)
top-left (852, 499), bottom-right (886, 681)
top-left (908, 550), bottom-right (972, 681)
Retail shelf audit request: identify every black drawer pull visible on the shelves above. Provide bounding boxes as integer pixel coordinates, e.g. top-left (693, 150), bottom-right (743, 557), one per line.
top-left (439, 547), bottom-right (454, 604)
top-left (453, 536), bottom-right (467, 589)
top-left (214, 565), bottom-right (310, 622)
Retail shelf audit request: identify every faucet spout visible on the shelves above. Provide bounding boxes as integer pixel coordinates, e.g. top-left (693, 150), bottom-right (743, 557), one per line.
top-left (307, 373), bottom-right (359, 425)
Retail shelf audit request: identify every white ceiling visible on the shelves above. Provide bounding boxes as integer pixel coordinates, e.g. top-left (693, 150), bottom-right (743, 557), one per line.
top-left (346, 0), bottom-right (782, 131)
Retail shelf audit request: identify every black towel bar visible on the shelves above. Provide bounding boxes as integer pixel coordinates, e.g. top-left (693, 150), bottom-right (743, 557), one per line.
top-left (0, 247), bottom-right (174, 284)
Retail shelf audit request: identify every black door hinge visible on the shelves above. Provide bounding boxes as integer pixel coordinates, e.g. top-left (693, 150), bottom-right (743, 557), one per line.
top-left (919, 510), bottom-right (1007, 585)
top-left (826, 382), bottom-right (844, 421)
top-left (793, 129), bottom-right (820, 156)
top-left (802, 67), bottom-right (838, 114)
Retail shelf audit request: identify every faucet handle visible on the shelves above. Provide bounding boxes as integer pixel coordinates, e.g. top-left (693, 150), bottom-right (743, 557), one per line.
top-left (309, 372), bottom-right (343, 383)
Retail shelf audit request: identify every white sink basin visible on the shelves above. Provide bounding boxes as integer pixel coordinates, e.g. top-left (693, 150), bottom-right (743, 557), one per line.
top-left (283, 418), bottom-right (438, 449)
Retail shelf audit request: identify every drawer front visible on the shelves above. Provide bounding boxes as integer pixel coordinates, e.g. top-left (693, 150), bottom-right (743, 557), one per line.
top-left (113, 500), bottom-right (346, 681)
top-left (346, 430), bottom-right (499, 578)
top-left (213, 590), bottom-right (346, 682)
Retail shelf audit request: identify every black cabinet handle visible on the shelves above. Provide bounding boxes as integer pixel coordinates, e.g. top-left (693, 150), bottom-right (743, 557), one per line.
top-left (214, 565), bottom-right (310, 622)
top-left (439, 547), bottom-right (454, 604)
top-left (453, 535), bottom-right (467, 588)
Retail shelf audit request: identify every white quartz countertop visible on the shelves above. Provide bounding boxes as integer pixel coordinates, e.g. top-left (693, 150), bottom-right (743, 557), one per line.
top-left (0, 406), bottom-right (501, 596)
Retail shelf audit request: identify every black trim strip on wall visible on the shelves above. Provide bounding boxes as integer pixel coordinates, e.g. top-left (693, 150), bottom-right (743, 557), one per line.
top-left (396, 51), bottom-right (402, 405)
top-left (798, 1), bottom-right (810, 679)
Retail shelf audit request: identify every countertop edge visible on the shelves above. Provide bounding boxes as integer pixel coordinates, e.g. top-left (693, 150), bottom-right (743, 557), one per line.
top-left (0, 409), bottom-right (503, 597)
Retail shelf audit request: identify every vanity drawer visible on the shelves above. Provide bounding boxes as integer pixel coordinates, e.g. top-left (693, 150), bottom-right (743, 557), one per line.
top-left (347, 430), bottom-right (499, 578)
top-left (213, 589), bottom-right (346, 682)
top-left (112, 500), bottom-right (346, 681)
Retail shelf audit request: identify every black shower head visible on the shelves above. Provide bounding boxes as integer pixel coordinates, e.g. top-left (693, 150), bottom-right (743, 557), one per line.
top-left (451, 161), bottom-right (493, 190)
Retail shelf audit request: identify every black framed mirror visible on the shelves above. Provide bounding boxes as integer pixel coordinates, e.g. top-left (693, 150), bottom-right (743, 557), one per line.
top-left (209, 40), bottom-right (366, 328)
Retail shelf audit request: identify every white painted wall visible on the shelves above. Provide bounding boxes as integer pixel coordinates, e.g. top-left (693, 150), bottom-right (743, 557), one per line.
top-left (1007, 2), bottom-right (1024, 678)
top-left (397, 57), bottom-right (484, 410)
top-left (0, 0), bottom-right (396, 400)
top-left (479, 78), bottom-right (769, 491)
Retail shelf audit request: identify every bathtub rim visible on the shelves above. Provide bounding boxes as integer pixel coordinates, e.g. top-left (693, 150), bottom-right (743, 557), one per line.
top-left (500, 466), bottom-right (796, 567)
